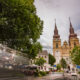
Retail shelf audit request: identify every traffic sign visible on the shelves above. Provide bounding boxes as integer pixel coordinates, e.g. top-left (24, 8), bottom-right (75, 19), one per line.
top-left (53, 65), bottom-right (56, 67)
top-left (76, 65), bottom-right (80, 69)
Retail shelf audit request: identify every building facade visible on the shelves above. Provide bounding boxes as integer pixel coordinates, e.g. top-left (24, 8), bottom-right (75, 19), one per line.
top-left (53, 20), bottom-right (80, 66)
top-left (37, 50), bottom-right (50, 71)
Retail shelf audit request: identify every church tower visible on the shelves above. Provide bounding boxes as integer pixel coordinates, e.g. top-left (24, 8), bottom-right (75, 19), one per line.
top-left (53, 21), bottom-right (61, 57)
top-left (53, 18), bottom-right (80, 65)
top-left (69, 19), bottom-right (79, 49)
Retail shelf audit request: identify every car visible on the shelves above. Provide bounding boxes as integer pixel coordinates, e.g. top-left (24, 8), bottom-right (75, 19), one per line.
top-left (71, 72), bottom-right (77, 76)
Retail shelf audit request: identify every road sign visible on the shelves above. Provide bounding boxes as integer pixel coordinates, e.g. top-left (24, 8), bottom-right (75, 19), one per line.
top-left (76, 65), bottom-right (80, 69)
top-left (53, 65), bottom-right (56, 67)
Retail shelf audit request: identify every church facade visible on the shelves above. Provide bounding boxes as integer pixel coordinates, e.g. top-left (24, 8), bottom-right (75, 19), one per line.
top-left (53, 20), bottom-right (80, 65)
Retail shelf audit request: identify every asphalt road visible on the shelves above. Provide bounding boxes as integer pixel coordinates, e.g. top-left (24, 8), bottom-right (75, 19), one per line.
top-left (0, 69), bottom-right (79, 80)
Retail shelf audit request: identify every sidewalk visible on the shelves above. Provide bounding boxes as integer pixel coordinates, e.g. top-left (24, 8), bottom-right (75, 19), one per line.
top-left (77, 74), bottom-right (80, 80)
top-left (64, 73), bottom-right (80, 80)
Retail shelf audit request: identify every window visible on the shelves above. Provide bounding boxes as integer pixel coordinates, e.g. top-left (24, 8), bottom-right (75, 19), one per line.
top-left (74, 42), bottom-right (76, 47)
top-left (45, 66), bottom-right (46, 70)
top-left (65, 44), bottom-right (67, 48)
top-left (56, 43), bottom-right (58, 48)
top-left (41, 66), bottom-right (43, 69)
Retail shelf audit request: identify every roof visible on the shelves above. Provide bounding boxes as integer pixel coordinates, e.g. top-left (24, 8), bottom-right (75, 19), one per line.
top-left (63, 41), bottom-right (68, 44)
top-left (38, 50), bottom-right (48, 55)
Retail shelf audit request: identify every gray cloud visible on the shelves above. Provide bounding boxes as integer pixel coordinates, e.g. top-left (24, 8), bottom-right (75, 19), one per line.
top-left (34, 0), bottom-right (80, 53)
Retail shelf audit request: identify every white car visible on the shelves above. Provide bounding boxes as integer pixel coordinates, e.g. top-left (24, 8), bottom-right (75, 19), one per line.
top-left (71, 72), bottom-right (77, 76)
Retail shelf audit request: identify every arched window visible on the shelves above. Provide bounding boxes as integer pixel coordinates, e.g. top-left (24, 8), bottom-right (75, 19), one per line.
top-left (65, 44), bottom-right (67, 48)
top-left (56, 43), bottom-right (58, 48)
top-left (74, 42), bottom-right (76, 47)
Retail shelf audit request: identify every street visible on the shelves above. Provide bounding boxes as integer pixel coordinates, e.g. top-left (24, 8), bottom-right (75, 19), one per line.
top-left (0, 70), bottom-right (80, 80)
top-left (25, 72), bottom-right (80, 80)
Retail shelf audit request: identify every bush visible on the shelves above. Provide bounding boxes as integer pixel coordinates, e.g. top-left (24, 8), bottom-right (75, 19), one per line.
top-left (39, 71), bottom-right (46, 76)
top-left (57, 64), bottom-right (61, 70)
top-left (46, 71), bottom-right (49, 74)
top-left (34, 71), bottom-right (47, 77)
top-left (78, 72), bottom-right (80, 74)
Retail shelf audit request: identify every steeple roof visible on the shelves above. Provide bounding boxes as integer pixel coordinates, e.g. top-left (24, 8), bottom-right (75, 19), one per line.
top-left (54, 22), bottom-right (58, 35)
top-left (69, 18), bottom-right (77, 38)
top-left (69, 18), bottom-right (75, 34)
top-left (53, 20), bottom-right (60, 39)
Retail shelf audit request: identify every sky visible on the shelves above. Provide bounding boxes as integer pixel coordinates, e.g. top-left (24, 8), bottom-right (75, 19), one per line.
top-left (34, 0), bottom-right (80, 53)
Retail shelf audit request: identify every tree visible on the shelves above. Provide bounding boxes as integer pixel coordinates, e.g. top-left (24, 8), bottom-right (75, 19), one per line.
top-left (57, 64), bottom-right (61, 70)
top-left (0, 0), bottom-right (43, 59)
top-left (49, 54), bottom-right (56, 66)
top-left (70, 46), bottom-right (80, 65)
top-left (26, 42), bottom-right (42, 59)
top-left (35, 57), bottom-right (46, 66)
top-left (60, 58), bottom-right (67, 69)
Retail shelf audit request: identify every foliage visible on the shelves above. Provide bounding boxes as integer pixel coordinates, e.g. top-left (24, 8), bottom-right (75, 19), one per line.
top-left (0, 0), bottom-right (43, 59)
top-left (34, 71), bottom-right (47, 77)
top-left (70, 46), bottom-right (80, 65)
top-left (35, 57), bottom-right (46, 66)
top-left (39, 71), bottom-right (46, 76)
top-left (60, 58), bottom-right (67, 69)
top-left (49, 54), bottom-right (56, 66)
top-left (78, 71), bottom-right (80, 74)
top-left (57, 64), bottom-right (61, 70)
top-left (24, 42), bottom-right (42, 59)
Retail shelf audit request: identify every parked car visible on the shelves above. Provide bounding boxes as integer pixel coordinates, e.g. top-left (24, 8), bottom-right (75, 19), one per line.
top-left (71, 72), bottom-right (77, 76)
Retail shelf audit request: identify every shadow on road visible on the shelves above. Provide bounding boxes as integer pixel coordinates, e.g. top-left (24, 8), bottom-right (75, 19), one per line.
top-left (54, 77), bottom-right (72, 80)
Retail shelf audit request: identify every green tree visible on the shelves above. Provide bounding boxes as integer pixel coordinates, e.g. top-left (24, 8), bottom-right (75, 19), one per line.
top-left (49, 54), bottom-right (56, 66)
top-left (57, 64), bottom-right (61, 70)
top-left (60, 58), bottom-right (67, 69)
top-left (0, 0), bottom-right (43, 59)
top-left (26, 42), bottom-right (42, 59)
top-left (35, 57), bottom-right (46, 66)
top-left (70, 46), bottom-right (80, 65)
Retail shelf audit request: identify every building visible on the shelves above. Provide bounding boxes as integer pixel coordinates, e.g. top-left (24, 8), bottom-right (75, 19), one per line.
top-left (37, 50), bottom-right (50, 71)
top-left (53, 19), bottom-right (80, 68)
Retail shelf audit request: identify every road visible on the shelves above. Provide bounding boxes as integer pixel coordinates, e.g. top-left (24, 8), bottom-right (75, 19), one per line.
top-left (0, 69), bottom-right (79, 80)
top-left (25, 72), bottom-right (80, 80)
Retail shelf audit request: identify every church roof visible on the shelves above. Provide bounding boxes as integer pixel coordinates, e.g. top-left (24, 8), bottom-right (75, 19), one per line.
top-left (39, 50), bottom-right (48, 55)
top-left (63, 41), bottom-right (68, 45)
top-left (53, 21), bottom-right (60, 39)
top-left (69, 18), bottom-right (77, 38)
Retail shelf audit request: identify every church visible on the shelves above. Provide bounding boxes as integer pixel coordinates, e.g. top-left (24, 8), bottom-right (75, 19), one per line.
top-left (53, 20), bottom-right (80, 65)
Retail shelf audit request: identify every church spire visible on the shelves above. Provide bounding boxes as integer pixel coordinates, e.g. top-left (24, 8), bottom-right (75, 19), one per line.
top-left (53, 20), bottom-right (60, 39)
top-left (69, 18), bottom-right (77, 38)
top-left (69, 18), bottom-right (74, 34)
top-left (54, 19), bottom-right (58, 35)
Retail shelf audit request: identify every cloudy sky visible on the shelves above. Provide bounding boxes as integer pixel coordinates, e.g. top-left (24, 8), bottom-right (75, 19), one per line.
top-left (34, 0), bottom-right (80, 53)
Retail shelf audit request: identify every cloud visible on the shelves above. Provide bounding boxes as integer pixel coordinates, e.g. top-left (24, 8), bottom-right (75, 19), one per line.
top-left (76, 30), bottom-right (80, 40)
top-left (34, 0), bottom-right (80, 53)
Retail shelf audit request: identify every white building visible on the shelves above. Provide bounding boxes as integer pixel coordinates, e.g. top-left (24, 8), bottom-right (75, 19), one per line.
top-left (36, 50), bottom-right (51, 71)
